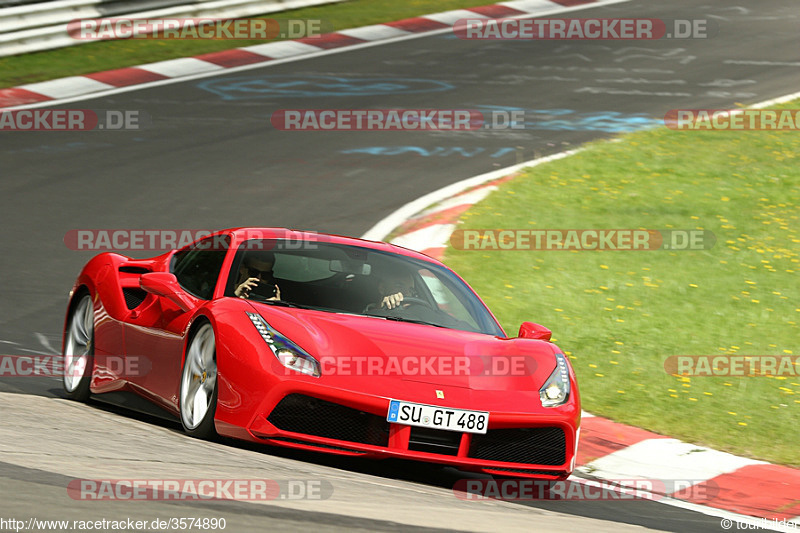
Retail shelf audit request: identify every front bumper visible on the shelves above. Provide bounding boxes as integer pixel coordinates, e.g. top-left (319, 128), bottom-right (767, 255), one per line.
top-left (244, 384), bottom-right (579, 479)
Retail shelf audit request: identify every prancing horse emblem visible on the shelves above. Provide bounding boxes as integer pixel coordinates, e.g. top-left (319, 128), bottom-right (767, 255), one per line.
top-left (436, 390), bottom-right (445, 399)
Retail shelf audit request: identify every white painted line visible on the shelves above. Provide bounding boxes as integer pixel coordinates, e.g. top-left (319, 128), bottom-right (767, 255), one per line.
top-left (584, 438), bottom-right (765, 486)
top-left (337, 24), bottom-right (411, 41)
top-left (18, 76), bottom-right (114, 99)
top-left (424, 9), bottom-right (489, 26)
top-left (501, 0), bottom-right (565, 13)
top-left (34, 332), bottom-right (58, 354)
top-left (751, 89), bottom-right (800, 107)
top-left (390, 224), bottom-right (457, 252)
top-left (581, 411), bottom-right (595, 418)
top-left (243, 40), bottom-right (323, 58)
top-left (361, 148), bottom-right (581, 241)
top-left (137, 57), bottom-right (223, 78)
top-left (17, 348), bottom-right (55, 356)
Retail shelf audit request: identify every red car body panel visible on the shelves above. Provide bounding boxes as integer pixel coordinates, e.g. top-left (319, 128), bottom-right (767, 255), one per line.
top-left (63, 228), bottom-right (581, 479)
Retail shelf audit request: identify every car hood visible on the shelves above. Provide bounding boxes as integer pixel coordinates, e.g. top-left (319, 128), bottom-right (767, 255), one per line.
top-left (246, 303), bottom-right (559, 391)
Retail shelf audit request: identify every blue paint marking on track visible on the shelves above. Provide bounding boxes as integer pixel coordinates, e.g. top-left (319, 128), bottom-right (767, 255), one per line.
top-left (197, 75), bottom-right (455, 100)
top-left (474, 105), bottom-right (660, 132)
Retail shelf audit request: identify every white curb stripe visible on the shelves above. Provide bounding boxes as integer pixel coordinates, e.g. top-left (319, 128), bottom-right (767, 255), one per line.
top-left (580, 438), bottom-right (765, 486)
top-left (137, 57), bottom-right (223, 77)
top-left (390, 224), bottom-right (457, 252)
top-left (243, 40), bottom-right (324, 58)
top-left (501, 0), bottom-right (564, 11)
top-left (423, 9), bottom-right (490, 25)
top-left (18, 76), bottom-right (114, 98)
top-left (337, 24), bottom-right (411, 41)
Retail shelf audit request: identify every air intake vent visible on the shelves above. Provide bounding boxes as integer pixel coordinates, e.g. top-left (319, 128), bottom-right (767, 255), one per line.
top-left (119, 266), bottom-right (150, 274)
top-left (122, 288), bottom-right (148, 309)
top-left (469, 427), bottom-right (566, 466)
top-left (268, 394), bottom-right (390, 447)
top-left (408, 426), bottom-right (461, 456)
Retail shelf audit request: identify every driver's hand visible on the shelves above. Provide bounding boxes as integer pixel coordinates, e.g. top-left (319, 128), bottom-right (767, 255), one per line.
top-left (235, 277), bottom-right (260, 299)
top-left (381, 291), bottom-right (404, 310)
top-left (268, 285), bottom-right (281, 301)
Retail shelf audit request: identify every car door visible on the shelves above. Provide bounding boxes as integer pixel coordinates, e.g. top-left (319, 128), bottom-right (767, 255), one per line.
top-left (123, 235), bottom-right (230, 413)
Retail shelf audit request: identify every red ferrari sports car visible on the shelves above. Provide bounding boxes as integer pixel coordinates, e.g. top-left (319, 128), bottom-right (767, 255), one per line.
top-left (62, 228), bottom-right (580, 479)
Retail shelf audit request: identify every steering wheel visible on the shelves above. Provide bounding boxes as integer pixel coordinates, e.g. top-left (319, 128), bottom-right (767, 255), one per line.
top-left (363, 297), bottom-right (435, 314)
top-left (395, 297), bottom-right (435, 310)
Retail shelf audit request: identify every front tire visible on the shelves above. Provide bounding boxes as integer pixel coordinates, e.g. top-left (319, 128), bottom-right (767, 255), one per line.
top-left (63, 293), bottom-right (94, 401)
top-left (179, 322), bottom-right (218, 439)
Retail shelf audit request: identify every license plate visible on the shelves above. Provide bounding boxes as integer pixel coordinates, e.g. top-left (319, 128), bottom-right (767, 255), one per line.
top-left (387, 400), bottom-right (489, 434)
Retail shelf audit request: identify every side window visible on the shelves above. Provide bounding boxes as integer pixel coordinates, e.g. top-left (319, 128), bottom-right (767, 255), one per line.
top-left (172, 236), bottom-right (229, 300)
top-left (418, 269), bottom-right (480, 330)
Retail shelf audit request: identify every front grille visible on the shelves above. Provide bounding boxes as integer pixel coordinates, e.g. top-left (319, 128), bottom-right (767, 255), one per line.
top-left (484, 467), bottom-right (564, 476)
top-left (268, 394), bottom-right (389, 447)
top-left (122, 288), bottom-right (148, 309)
top-left (469, 427), bottom-right (566, 466)
top-left (408, 426), bottom-right (461, 456)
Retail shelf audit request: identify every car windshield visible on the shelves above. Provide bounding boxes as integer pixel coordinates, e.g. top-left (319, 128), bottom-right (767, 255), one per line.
top-left (226, 239), bottom-right (504, 336)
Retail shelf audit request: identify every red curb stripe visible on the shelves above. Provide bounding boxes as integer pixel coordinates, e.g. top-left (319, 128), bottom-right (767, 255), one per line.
top-left (685, 465), bottom-right (800, 520)
top-left (385, 17), bottom-right (450, 33)
top-left (420, 247), bottom-right (446, 261)
top-left (296, 33), bottom-right (366, 49)
top-left (84, 67), bottom-right (168, 87)
top-left (467, 5), bottom-right (527, 17)
top-left (195, 49), bottom-right (272, 68)
top-left (577, 416), bottom-right (667, 465)
top-left (0, 88), bottom-right (51, 109)
top-left (394, 204), bottom-right (475, 237)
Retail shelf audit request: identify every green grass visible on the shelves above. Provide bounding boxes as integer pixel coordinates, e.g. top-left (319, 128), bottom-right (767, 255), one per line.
top-left (0, 0), bottom-right (497, 88)
top-left (445, 104), bottom-right (800, 467)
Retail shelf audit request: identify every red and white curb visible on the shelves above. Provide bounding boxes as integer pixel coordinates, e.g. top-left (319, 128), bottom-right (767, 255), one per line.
top-left (0, 0), bottom-right (634, 109)
top-left (362, 155), bottom-right (800, 527)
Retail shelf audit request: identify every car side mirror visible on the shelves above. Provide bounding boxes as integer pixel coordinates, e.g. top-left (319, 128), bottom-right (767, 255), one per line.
top-left (140, 272), bottom-right (194, 312)
top-left (518, 322), bottom-right (552, 341)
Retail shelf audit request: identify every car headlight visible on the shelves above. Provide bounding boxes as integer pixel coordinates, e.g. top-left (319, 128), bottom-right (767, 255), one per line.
top-left (247, 312), bottom-right (320, 377)
top-left (539, 352), bottom-right (570, 407)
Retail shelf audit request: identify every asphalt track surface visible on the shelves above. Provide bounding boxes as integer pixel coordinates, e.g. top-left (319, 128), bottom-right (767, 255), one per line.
top-left (1, 0), bottom-right (799, 530)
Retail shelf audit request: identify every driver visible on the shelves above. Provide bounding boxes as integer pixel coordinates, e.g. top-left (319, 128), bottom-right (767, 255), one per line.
top-left (234, 251), bottom-right (281, 300)
top-left (377, 268), bottom-right (418, 310)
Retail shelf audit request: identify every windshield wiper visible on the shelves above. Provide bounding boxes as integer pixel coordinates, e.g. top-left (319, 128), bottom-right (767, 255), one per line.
top-left (380, 316), bottom-right (446, 328)
top-left (253, 299), bottom-right (306, 309)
